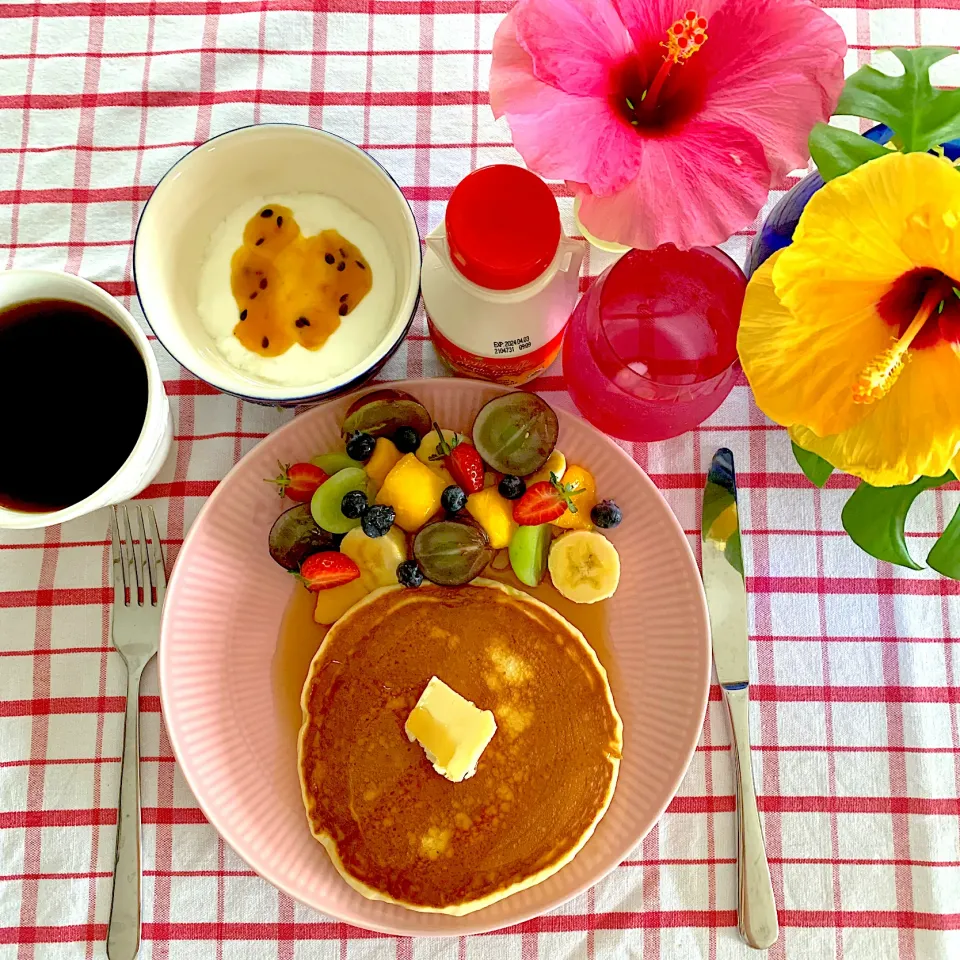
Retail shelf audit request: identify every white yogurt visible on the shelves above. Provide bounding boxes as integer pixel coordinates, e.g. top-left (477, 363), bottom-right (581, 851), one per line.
top-left (197, 193), bottom-right (397, 386)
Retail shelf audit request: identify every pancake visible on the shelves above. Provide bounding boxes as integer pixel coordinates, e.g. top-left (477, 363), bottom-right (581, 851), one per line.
top-left (298, 578), bottom-right (623, 915)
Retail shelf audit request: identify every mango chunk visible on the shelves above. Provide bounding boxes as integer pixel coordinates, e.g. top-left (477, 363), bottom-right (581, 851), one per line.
top-left (466, 486), bottom-right (518, 549)
top-left (365, 437), bottom-right (403, 490)
top-left (376, 453), bottom-right (446, 532)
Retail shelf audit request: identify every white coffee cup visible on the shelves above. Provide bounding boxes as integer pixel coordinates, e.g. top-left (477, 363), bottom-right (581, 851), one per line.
top-left (0, 270), bottom-right (173, 530)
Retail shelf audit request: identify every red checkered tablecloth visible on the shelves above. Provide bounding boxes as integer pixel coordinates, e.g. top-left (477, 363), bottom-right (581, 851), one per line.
top-left (2, 2), bottom-right (960, 958)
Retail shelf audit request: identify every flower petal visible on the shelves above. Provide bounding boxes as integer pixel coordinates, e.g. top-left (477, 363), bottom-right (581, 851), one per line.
top-left (513, 0), bottom-right (634, 97)
top-left (574, 120), bottom-right (769, 249)
top-left (755, 154), bottom-right (949, 438)
top-left (612, 0), bottom-right (725, 50)
top-left (783, 153), bottom-right (958, 290)
top-left (738, 251), bottom-right (887, 437)
top-left (490, 10), bottom-right (540, 119)
top-left (696, 0), bottom-right (846, 178)
top-left (790, 341), bottom-right (960, 486)
top-left (893, 155), bottom-right (960, 279)
top-left (766, 156), bottom-right (960, 432)
top-left (490, 10), bottom-right (644, 192)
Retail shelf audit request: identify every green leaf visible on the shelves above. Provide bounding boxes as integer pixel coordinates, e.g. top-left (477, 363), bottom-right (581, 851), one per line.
top-left (808, 123), bottom-right (891, 180)
top-left (835, 47), bottom-right (960, 153)
top-left (791, 442), bottom-right (834, 488)
top-left (841, 472), bottom-right (953, 569)
top-left (927, 500), bottom-right (960, 579)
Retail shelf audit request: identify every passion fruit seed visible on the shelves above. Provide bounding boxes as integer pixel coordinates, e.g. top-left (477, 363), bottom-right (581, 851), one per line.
top-left (295, 317), bottom-right (310, 328)
top-left (261, 208), bottom-right (273, 218)
top-left (325, 253), bottom-right (335, 264)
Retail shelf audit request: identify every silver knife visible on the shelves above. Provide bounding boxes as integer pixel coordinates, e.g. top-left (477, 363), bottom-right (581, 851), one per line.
top-left (702, 448), bottom-right (779, 950)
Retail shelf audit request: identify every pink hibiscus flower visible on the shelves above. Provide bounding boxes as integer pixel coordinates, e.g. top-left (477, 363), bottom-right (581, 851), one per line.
top-left (490, 0), bottom-right (847, 249)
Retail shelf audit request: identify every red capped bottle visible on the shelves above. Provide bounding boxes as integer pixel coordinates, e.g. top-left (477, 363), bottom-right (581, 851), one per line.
top-left (422, 165), bottom-right (585, 386)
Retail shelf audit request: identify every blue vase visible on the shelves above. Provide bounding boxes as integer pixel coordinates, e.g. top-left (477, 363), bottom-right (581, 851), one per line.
top-left (746, 125), bottom-right (960, 277)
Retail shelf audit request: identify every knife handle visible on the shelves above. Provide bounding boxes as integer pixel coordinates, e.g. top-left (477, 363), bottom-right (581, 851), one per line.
top-left (722, 684), bottom-right (779, 950)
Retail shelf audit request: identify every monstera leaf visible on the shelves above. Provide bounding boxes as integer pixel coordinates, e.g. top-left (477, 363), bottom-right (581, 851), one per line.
top-left (809, 47), bottom-right (960, 181)
top-left (841, 473), bottom-right (954, 570)
top-left (790, 442), bottom-right (960, 575)
top-left (835, 47), bottom-right (960, 154)
top-left (791, 442), bottom-right (834, 487)
top-left (808, 125), bottom-right (891, 182)
top-left (927, 504), bottom-right (960, 578)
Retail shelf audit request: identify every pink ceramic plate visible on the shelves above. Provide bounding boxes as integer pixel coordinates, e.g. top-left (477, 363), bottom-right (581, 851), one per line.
top-left (159, 379), bottom-right (710, 936)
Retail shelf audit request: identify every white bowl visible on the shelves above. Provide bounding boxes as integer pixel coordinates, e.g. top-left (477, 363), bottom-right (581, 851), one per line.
top-left (134, 125), bottom-right (421, 405)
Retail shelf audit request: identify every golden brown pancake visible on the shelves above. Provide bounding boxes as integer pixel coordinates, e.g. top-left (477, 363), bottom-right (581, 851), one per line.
top-left (298, 579), bottom-right (622, 915)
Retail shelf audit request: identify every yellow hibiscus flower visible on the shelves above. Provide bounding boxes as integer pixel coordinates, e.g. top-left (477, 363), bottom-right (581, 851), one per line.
top-left (738, 150), bottom-right (960, 487)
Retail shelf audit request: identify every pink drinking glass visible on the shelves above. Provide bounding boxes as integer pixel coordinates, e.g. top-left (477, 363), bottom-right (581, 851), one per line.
top-left (563, 245), bottom-right (746, 442)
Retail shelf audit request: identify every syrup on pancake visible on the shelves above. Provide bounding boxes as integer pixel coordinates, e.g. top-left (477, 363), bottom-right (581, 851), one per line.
top-left (298, 580), bottom-right (622, 914)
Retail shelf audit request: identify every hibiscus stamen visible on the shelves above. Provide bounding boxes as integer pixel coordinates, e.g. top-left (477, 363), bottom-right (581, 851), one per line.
top-left (853, 281), bottom-right (950, 404)
top-left (638, 10), bottom-right (708, 115)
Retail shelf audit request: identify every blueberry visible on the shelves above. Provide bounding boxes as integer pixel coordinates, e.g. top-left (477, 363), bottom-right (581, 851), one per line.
top-left (441, 485), bottom-right (467, 514)
top-left (340, 490), bottom-right (368, 520)
top-left (345, 431), bottom-right (376, 462)
top-left (498, 475), bottom-right (526, 500)
top-left (393, 425), bottom-right (421, 454)
top-left (361, 503), bottom-right (395, 538)
top-left (396, 559), bottom-right (424, 588)
top-left (591, 499), bottom-right (622, 529)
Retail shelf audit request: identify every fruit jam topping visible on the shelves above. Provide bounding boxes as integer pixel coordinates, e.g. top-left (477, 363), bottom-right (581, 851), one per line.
top-left (230, 204), bottom-right (372, 358)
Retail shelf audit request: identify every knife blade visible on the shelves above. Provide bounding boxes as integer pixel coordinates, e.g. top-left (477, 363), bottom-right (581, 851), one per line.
top-left (701, 448), bottom-right (779, 950)
top-left (701, 446), bottom-right (748, 687)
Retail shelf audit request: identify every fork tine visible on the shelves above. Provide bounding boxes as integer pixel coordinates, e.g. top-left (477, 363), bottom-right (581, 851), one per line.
top-left (110, 506), bottom-right (126, 607)
top-left (137, 505), bottom-right (156, 600)
top-left (146, 505), bottom-right (166, 604)
top-left (121, 505), bottom-right (141, 604)
top-left (132, 504), bottom-right (150, 605)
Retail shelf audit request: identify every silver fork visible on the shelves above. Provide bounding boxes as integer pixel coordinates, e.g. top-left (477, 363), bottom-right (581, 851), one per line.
top-left (107, 504), bottom-right (165, 960)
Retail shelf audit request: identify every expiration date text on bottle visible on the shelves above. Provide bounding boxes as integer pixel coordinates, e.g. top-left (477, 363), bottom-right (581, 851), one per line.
top-left (493, 336), bottom-right (532, 356)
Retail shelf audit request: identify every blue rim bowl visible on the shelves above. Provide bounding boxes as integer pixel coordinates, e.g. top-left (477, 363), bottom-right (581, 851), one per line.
top-left (134, 124), bottom-right (421, 406)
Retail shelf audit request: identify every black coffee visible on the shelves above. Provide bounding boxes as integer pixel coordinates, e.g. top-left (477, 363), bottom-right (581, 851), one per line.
top-left (0, 299), bottom-right (149, 513)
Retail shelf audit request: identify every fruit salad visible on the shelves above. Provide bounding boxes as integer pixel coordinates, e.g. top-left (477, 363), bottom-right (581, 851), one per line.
top-left (265, 388), bottom-right (624, 622)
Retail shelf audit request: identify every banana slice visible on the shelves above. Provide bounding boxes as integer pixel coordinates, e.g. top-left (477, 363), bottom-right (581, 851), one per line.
top-left (548, 530), bottom-right (620, 604)
top-left (527, 449), bottom-right (566, 486)
top-left (340, 526), bottom-right (408, 590)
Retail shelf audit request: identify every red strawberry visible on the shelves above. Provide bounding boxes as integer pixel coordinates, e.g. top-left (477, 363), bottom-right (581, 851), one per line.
top-left (429, 422), bottom-right (485, 494)
top-left (265, 461), bottom-right (328, 501)
top-left (298, 552), bottom-right (360, 591)
top-left (513, 473), bottom-right (584, 525)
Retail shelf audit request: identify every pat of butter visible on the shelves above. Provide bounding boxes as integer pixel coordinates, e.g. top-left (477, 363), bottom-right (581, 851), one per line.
top-left (405, 677), bottom-right (497, 783)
